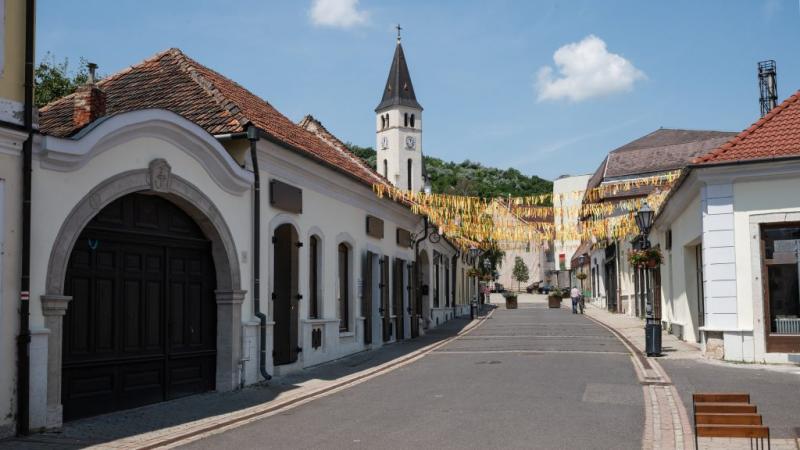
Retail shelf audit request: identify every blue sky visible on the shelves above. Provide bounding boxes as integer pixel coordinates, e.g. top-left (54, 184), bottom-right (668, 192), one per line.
top-left (37, 0), bottom-right (800, 180)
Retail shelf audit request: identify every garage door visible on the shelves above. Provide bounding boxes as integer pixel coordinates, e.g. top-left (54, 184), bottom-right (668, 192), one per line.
top-left (62, 193), bottom-right (217, 421)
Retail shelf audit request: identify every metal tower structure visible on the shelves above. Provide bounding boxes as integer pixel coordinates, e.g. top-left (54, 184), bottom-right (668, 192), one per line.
top-left (758, 60), bottom-right (778, 117)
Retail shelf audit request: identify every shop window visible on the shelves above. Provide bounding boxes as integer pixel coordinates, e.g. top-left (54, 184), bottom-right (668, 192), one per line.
top-left (761, 223), bottom-right (800, 352)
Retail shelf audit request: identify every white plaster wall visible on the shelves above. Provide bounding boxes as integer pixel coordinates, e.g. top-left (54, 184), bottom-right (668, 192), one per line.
top-left (257, 139), bottom-right (420, 374)
top-left (30, 136), bottom-right (252, 331)
top-left (0, 139), bottom-right (23, 437)
top-left (733, 176), bottom-right (800, 363)
top-left (701, 183), bottom-right (738, 331)
top-left (553, 175), bottom-right (590, 271)
top-left (654, 193), bottom-right (702, 342)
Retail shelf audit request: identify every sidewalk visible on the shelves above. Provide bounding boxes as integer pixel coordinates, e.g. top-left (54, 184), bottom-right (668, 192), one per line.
top-left (0, 312), bottom-right (490, 450)
top-left (584, 302), bottom-right (800, 449)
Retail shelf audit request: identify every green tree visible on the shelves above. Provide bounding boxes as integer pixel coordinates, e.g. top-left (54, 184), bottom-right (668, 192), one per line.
top-left (511, 256), bottom-right (530, 292)
top-left (344, 143), bottom-right (553, 199)
top-left (34, 53), bottom-right (94, 108)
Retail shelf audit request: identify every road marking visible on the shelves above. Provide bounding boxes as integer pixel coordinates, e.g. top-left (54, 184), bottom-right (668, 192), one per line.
top-left (457, 335), bottom-right (619, 339)
top-left (138, 310), bottom-right (497, 449)
top-left (430, 350), bottom-right (630, 355)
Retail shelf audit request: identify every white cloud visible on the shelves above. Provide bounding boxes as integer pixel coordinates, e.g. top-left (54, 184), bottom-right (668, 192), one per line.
top-left (535, 35), bottom-right (645, 102)
top-left (309, 0), bottom-right (369, 29)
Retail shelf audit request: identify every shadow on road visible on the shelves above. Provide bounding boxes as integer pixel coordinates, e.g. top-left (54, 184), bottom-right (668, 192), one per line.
top-left (0, 314), bottom-right (478, 449)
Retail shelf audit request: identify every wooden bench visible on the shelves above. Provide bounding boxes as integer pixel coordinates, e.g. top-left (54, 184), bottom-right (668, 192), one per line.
top-left (692, 393), bottom-right (770, 450)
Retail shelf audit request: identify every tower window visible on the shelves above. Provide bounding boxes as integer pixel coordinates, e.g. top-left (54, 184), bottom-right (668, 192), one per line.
top-left (383, 159), bottom-right (388, 178)
top-left (407, 159), bottom-right (413, 190)
top-left (410, 114), bottom-right (415, 128)
top-left (381, 115), bottom-right (386, 129)
top-left (404, 113), bottom-right (408, 127)
top-left (385, 114), bottom-right (389, 128)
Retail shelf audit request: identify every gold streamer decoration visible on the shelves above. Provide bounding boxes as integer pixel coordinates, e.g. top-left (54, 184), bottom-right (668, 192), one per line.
top-left (372, 171), bottom-right (680, 251)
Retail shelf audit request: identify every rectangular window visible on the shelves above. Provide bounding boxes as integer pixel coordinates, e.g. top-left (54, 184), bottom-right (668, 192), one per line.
top-left (761, 223), bottom-right (800, 352)
top-left (309, 236), bottom-right (319, 319)
top-left (337, 243), bottom-right (349, 331)
top-left (695, 244), bottom-right (704, 333)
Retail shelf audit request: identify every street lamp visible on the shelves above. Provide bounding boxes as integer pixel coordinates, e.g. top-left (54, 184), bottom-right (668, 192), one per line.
top-left (636, 202), bottom-right (660, 357)
top-left (577, 254), bottom-right (586, 298)
top-left (482, 258), bottom-right (492, 304)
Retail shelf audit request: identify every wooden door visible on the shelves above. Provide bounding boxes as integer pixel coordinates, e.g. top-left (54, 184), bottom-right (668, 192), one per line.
top-left (273, 224), bottom-right (300, 365)
top-left (394, 259), bottom-right (405, 340)
top-left (62, 193), bottom-right (216, 421)
top-left (362, 251), bottom-right (373, 345)
top-left (381, 255), bottom-right (391, 342)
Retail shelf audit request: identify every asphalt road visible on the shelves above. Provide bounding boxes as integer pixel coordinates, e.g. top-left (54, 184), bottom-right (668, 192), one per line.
top-left (183, 301), bottom-right (644, 450)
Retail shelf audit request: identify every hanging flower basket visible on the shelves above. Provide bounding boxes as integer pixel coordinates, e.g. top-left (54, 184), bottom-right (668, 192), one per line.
top-left (627, 248), bottom-right (663, 269)
top-left (466, 268), bottom-right (481, 278)
top-left (576, 273), bottom-right (588, 281)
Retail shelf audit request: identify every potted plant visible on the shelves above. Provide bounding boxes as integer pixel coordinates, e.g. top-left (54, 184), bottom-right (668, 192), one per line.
top-left (503, 292), bottom-right (518, 309)
top-left (547, 288), bottom-right (563, 308)
top-left (627, 248), bottom-right (663, 269)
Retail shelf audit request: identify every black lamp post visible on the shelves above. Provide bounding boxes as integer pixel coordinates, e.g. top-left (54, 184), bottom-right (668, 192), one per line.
top-left (578, 254), bottom-right (586, 296)
top-left (636, 202), bottom-right (661, 357)
top-left (468, 247), bottom-right (481, 319)
top-left (482, 258), bottom-right (492, 304)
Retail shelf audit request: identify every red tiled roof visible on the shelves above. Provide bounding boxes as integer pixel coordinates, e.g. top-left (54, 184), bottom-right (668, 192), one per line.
top-left (693, 91), bottom-right (800, 164)
top-left (39, 48), bottom-right (386, 187)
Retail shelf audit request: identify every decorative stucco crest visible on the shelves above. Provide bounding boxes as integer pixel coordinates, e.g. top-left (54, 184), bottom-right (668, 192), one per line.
top-left (148, 159), bottom-right (172, 192)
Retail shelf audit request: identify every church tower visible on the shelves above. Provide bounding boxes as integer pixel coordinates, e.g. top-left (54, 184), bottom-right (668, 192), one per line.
top-left (376, 28), bottom-right (424, 192)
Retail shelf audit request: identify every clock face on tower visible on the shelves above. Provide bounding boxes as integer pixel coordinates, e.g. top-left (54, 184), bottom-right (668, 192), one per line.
top-left (381, 136), bottom-right (389, 150)
top-left (405, 136), bottom-right (416, 150)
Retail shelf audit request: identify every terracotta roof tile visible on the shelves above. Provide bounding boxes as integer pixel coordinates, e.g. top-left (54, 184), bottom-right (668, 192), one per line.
top-left (693, 90), bottom-right (800, 164)
top-left (39, 48), bottom-right (384, 187)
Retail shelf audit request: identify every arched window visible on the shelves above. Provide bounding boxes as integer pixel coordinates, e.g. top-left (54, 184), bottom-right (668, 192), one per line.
top-left (337, 243), bottom-right (350, 331)
top-left (410, 114), bottom-right (415, 128)
top-left (309, 235), bottom-right (320, 319)
top-left (383, 159), bottom-right (388, 178)
top-left (404, 113), bottom-right (408, 127)
top-left (385, 114), bottom-right (389, 127)
top-left (380, 115), bottom-right (386, 130)
top-left (407, 159), bottom-right (413, 190)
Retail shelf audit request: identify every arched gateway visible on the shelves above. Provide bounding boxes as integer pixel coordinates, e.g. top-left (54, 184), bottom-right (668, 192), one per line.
top-left (42, 160), bottom-right (244, 424)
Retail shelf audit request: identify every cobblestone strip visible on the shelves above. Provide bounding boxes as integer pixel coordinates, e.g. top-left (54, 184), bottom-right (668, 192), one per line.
top-left (88, 310), bottom-right (497, 450)
top-left (581, 311), bottom-right (688, 450)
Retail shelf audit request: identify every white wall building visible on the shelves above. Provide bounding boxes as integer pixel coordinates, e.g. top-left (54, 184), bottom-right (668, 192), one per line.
top-left (0, 44), bottom-right (474, 433)
top-left (654, 92), bottom-right (800, 364)
top-left (553, 174), bottom-right (591, 288)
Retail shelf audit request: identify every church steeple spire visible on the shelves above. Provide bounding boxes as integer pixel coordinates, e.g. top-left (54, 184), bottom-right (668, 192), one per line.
top-left (375, 34), bottom-right (422, 112)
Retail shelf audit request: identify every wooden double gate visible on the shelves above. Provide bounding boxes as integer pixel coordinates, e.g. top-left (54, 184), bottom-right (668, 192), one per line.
top-left (63, 194), bottom-right (217, 421)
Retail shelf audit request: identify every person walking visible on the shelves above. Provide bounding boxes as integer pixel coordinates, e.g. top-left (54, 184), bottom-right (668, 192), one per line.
top-left (571, 286), bottom-right (581, 314)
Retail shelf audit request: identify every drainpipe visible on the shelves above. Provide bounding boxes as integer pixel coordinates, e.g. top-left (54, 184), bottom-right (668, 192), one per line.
top-left (215, 128), bottom-right (271, 381)
top-left (248, 127), bottom-right (271, 381)
top-left (17, 0), bottom-right (35, 436)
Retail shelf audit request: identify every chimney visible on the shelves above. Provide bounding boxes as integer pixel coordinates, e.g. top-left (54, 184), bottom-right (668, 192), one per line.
top-left (73, 62), bottom-right (106, 128)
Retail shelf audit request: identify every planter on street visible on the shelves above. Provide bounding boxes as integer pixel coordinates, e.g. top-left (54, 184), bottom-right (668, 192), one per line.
top-left (504, 295), bottom-right (518, 309)
top-left (548, 295), bottom-right (561, 308)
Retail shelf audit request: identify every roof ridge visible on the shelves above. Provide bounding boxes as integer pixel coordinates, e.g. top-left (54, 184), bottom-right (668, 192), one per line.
top-left (167, 49), bottom-right (248, 132)
top-left (298, 114), bottom-right (388, 184)
top-left (693, 90), bottom-right (800, 164)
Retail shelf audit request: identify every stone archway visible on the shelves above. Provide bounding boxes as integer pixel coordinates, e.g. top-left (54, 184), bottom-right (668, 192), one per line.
top-left (41, 159), bottom-right (245, 428)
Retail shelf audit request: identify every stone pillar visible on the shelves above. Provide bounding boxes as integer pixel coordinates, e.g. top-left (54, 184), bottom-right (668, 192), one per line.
top-left (215, 290), bottom-right (246, 392)
top-left (41, 295), bottom-right (72, 429)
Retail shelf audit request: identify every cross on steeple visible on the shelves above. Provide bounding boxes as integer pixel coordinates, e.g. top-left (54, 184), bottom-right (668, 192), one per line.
top-left (396, 24), bottom-right (402, 42)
